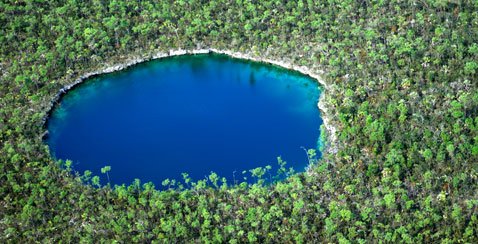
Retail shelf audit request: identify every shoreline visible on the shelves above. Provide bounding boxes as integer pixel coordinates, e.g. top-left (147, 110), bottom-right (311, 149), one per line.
top-left (43, 48), bottom-right (338, 157)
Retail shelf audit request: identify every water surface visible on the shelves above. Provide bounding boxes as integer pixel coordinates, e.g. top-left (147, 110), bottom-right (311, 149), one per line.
top-left (47, 54), bottom-right (322, 186)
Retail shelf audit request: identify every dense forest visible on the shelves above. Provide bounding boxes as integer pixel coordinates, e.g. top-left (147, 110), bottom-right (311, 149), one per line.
top-left (1, 0), bottom-right (478, 242)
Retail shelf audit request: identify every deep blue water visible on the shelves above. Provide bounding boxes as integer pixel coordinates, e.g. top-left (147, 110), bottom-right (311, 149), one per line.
top-left (46, 54), bottom-right (322, 186)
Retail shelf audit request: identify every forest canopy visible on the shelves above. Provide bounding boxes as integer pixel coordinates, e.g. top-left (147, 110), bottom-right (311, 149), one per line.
top-left (1, 0), bottom-right (478, 242)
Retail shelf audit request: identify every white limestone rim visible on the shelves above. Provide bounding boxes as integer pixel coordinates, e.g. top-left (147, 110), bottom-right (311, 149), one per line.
top-left (45, 48), bottom-right (338, 156)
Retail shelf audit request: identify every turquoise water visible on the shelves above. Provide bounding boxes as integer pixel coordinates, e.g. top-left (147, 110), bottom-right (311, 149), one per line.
top-left (46, 54), bottom-right (322, 186)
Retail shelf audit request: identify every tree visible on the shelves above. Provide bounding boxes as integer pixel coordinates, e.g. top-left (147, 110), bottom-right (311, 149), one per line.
top-left (101, 165), bottom-right (111, 185)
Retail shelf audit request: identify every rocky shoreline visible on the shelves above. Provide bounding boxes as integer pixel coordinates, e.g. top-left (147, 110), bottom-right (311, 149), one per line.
top-left (44, 48), bottom-right (338, 156)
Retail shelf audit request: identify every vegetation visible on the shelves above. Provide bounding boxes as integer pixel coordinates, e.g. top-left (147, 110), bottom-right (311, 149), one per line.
top-left (1, 0), bottom-right (478, 242)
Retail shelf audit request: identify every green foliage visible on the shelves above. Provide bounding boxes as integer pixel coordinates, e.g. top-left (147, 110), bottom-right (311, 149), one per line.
top-left (1, 0), bottom-right (478, 243)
